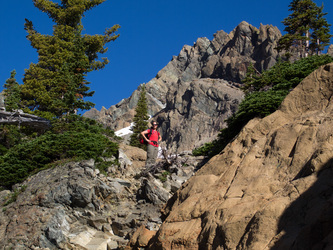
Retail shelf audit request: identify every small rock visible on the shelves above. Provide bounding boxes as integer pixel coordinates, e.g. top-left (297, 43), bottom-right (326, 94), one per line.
top-left (80, 159), bottom-right (95, 168)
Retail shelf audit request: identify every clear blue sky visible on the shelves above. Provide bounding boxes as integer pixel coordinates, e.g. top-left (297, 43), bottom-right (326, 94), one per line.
top-left (1, 0), bottom-right (332, 112)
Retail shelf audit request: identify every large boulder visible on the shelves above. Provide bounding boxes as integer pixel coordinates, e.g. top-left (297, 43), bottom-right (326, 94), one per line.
top-left (145, 63), bottom-right (333, 249)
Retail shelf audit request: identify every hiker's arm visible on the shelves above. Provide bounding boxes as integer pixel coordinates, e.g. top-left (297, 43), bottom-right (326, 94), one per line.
top-left (141, 131), bottom-right (151, 143)
top-left (158, 133), bottom-right (162, 142)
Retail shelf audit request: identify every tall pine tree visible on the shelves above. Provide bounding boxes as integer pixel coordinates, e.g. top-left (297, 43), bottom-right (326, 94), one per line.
top-left (21, 0), bottom-right (120, 117)
top-left (130, 85), bottom-right (150, 150)
top-left (277, 0), bottom-right (331, 58)
top-left (3, 70), bottom-right (21, 111)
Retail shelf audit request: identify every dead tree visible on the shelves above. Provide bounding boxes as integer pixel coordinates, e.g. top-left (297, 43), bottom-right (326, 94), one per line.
top-left (0, 109), bottom-right (51, 131)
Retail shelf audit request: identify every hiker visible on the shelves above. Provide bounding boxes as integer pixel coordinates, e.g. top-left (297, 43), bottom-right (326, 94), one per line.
top-left (141, 121), bottom-right (162, 166)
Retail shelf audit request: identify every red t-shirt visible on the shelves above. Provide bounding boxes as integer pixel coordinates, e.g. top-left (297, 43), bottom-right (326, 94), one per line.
top-left (147, 129), bottom-right (160, 147)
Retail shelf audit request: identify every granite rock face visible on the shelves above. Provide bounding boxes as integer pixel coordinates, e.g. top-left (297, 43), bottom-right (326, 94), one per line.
top-left (143, 63), bottom-right (333, 249)
top-left (84, 22), bottom-right (282, 152)
top-left (156, 78), bottom-right (243, 152)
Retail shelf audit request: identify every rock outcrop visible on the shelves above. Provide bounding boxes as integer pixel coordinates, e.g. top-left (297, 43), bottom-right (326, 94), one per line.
top-left (0, 144), bottom-right (206, 249)
top-left (328, 44), bottom-right (333, 57)
top-left (137, 63), bottom-right (333, 248)
top-left (84, 22), bottom-right (282, 152)
top-left (156, 79), bottom-right (243, 152)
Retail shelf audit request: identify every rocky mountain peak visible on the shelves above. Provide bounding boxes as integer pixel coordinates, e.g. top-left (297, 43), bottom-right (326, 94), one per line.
top-left (84, 22), bottom-right (283, 152)
top-left (228, 21), bottom-right (258, 54)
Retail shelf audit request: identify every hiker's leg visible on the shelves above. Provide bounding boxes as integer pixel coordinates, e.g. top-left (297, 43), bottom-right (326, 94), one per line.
top-left (146, 144), bottom-right (155, 166)
top-left (152, 146), bottom-right (159, 163)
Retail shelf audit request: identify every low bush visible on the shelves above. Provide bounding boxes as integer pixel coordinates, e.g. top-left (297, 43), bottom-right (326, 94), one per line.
top-left (0, 115), bottom-right (119, 188)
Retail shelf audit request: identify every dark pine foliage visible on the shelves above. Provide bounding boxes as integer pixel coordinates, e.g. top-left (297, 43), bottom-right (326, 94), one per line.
top-left (0, 115), bottom-right (119, 188)
top-left (277, 0), bottom-right (331, 57)
top-left (3, 70), bottom-right (21, 111)
top-left (21, 0), bottom-right (120, 117)
top-left (130, 85), bottom-right (150, 150)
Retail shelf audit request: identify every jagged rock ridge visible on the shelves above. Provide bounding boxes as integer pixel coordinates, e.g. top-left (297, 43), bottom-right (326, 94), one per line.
top-left (138, 63), bottom-right (333, 249)
top-left (84, 21), bottom-right (282, 152)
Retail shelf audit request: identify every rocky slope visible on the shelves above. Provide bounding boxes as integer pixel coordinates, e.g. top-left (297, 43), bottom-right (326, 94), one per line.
top-left (129, 63), bottom-right (333, 249)
top-left (84, 21), bottom-right (282, 152)
top-left (0, 144), bottom-right (207, 249)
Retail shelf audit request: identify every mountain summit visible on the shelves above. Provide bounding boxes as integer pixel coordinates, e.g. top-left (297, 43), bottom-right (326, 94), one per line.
top-left (84, 22), bottom-right (282, 152)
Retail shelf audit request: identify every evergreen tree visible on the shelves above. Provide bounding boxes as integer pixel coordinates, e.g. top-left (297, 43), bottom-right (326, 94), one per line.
top-left (3, 70), bottom-right (21, 111)
top-left (21, 0), bottom-right (120, 117)
top-left (277, 0), bottom-right (331, 58)
top-left (241, 63), bottom-right (261, 94)
top-left (310, 7), bottom-right (332, 54)
top-left (130, 85), bottom-right (150, 150)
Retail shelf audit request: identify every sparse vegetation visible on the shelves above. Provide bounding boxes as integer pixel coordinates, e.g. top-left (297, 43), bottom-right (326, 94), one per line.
top-left (158, 171), bottom-right (171, 182)
top-left (2, 185), bottom-right (27, 206)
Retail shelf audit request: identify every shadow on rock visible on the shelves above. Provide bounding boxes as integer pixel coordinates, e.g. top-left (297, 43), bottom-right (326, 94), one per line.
top-left (271, 158), bottom-right (333, 249)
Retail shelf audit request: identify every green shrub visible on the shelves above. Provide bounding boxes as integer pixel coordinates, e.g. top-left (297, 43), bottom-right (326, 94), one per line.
top-left (242, 55), bottom-right (333, 93)
top-left (0, 115), bottom-right (119, 188)
top-left (193, 142), bottom-right (216, 156)
top-left (0, 125), bottom-right (38, 156)
top-left (158, 171), bottom-right (170, 182)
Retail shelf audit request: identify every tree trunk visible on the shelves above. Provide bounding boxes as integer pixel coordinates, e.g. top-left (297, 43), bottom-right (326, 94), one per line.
top-left (0, 110), bottom-right (50, 130)
top-left (305, 30), bottom-right (310, 58)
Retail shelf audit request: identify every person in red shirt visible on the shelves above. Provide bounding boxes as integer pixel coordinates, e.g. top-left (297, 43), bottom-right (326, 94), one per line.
top-left (141, 121), bottom-right (162, 166)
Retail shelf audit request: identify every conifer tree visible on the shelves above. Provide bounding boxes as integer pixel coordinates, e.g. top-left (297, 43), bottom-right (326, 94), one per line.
top-left (310, 8), bottom-right (332, 54)
top-left (130, 85), bottom-right (150, 149)
top-left (3, 70), bottom-right (21, 111)
top-left (21, 0), bottom-right (120, 117)
top-left (241, 63), bottom-right (261, 94)
top-left (277, 0), bottom-right (331, 58)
